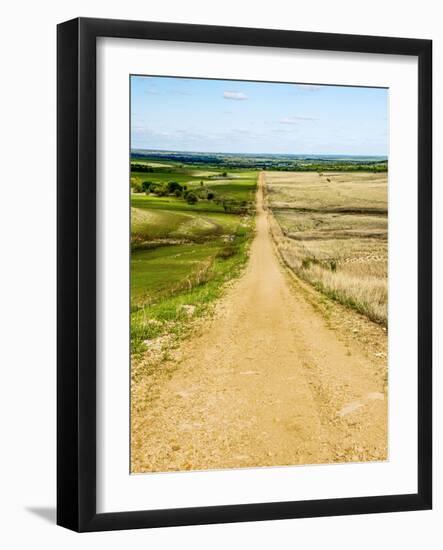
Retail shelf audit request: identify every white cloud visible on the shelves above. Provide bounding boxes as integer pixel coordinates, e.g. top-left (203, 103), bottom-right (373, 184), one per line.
top-left (280, 115), bottom-right (317, 124)
top-left (132, 126), bottom-right (146, 132)
top-left (223, 91), bottom-right (248, 100)
top-left (272, 127), bottom-right (296, 133)
top-left (145, 86), bottom-right (159, 95)
top-left (170, 89), bottom-right (191, 96)
top-left (293, 84), bottom-right (324, 92)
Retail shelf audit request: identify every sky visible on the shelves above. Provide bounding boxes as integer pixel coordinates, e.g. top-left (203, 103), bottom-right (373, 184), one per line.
top-left (130, 76), bottom-right (388, 156)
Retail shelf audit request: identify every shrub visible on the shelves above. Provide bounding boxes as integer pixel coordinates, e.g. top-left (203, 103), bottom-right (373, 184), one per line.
top-left (223, 199), bottom-right (249, 214)
top-left (216, 244), bottom-right (238, 259)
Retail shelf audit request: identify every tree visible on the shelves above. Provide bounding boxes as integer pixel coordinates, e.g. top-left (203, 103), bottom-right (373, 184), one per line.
top-left (131, 163), bottom-right (153, 173)
top-left (186, 192), bottom-right (198, 205)
top-left (149, 183), bottom-right (166, 196)
top-left (141, 181), bottom-right (153, 193)
top-left (167, 181), bottom-right (183, 194)
top-left (148, 183), bottom-right (159, 194)
top-left (131, 179), bottom-right (143, 193)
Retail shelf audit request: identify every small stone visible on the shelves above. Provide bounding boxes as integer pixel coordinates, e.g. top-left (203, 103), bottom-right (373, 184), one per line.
top-left (180, 304), bottom-right (196, 316)
top-left (367, 392), bottom-right (385, 401)
top-left (338, 401), bottom-right (363, 417)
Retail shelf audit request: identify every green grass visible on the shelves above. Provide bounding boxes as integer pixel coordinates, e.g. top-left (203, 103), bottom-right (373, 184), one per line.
top-left (131, 241), bottom-right (222, 304)
top-left (131, 170), bottom-right (204, 186)
top-left (131, 208), bottom-right (190, 238)
top-left (130, 161), bottom-right (257, 356)
top-left (131, 203), bottom-right (241, 247)
top-left (131, 194), bottom-right (225, 214)
top-left (131, 161), bottom-right (257, 201)
top-left (206, 181), bottom-right (256, 201)
top-left (131, 226), bottom-right (253, 355)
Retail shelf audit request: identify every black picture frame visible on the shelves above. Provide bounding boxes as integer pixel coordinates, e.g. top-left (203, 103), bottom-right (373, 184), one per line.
top-left (57, 17), bottom-right (432, 532)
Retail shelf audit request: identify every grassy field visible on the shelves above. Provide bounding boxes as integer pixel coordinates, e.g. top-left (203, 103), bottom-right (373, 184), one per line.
top-left (265, 171), bottom-right (388, 325)
top-left (130, 161), bottom-right (257, 355)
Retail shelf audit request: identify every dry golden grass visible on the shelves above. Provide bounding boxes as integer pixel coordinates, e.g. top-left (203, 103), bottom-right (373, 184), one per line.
top-left (267, 171), bottom-right (387, 212)
top-left (266, 171), bottom-right (388, 325)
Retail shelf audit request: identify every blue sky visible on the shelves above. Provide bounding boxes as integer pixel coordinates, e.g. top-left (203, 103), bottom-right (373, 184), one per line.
top-left (131, 76), bottom-right (388, 156)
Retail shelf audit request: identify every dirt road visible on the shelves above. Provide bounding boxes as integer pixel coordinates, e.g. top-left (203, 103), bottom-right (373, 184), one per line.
top-left (131, 173), bottom-right (388, 472)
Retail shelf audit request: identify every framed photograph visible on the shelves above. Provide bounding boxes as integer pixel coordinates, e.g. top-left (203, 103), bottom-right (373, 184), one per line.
top-left (57, 17), bottom-right (432, 532)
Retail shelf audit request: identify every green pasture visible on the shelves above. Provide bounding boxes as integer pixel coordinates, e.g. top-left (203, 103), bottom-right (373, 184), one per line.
top-left (131, 194), bottom-right (225, 214)
top-left (131, 241), bottom-right (221, 304)
top-left (131, 203), bottom-right (241, 242)
top-left (130, 160), bottom-right (257, 354)
top-left (130, 230), bottom-right (252, 355)
top-left (205, 180), bottom-right (256, 201)
top-left (131, 160), bottom-right (257, 202)
top-left (131, 170), bottom-right (202, 186)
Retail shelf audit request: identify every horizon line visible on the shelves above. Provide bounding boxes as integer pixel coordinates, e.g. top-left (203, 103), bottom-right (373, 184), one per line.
top-left (131, 147), bottom-right (388, 159)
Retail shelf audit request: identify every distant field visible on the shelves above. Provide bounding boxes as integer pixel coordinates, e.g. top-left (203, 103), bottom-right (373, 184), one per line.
top-left (130, 160), bottom-right (257, 353)
top-left (131, 149), bottom-right (388, 172)
top-left (266, 171), bottom-right (387, 212)
top-left (265, 171), bottom-right (388, 325)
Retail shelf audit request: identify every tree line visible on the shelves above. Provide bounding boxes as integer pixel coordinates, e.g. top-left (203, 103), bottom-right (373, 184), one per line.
top-left (132, 179), bottom-right (250, 214)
